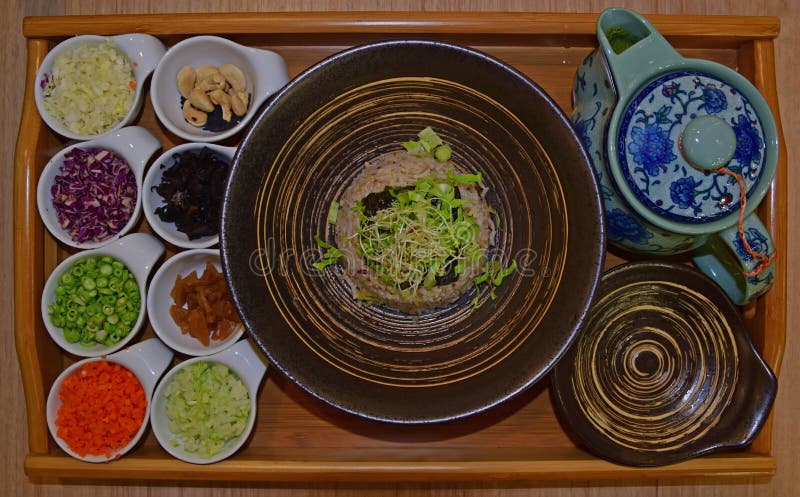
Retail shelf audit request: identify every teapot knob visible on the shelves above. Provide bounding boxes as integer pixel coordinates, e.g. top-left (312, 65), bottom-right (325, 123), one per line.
top-left (680, 115), bottom-right (736, 170)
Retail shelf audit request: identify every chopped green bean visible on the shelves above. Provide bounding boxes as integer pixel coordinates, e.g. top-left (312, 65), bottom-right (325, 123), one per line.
top-left (47, 255), bottom-right (139, 348)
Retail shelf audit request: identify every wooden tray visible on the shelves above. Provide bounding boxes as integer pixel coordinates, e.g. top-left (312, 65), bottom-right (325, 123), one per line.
top-left (14, 12), bottom-right (787, 483)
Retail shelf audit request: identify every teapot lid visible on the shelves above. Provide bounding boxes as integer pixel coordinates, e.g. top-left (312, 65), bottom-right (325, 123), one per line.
top-left (616, 70), bottom-right (768, 225)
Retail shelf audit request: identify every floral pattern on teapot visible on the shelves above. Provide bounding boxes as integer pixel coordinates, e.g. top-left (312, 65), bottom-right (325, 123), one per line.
top-left (618, 71), bottom-right (767, 224)
top-left (571, 51), bottom-right (698, 254)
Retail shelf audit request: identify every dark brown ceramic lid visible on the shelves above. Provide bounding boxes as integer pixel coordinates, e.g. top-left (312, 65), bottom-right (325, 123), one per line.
top-left (551, 261), bottom-right (776, 466)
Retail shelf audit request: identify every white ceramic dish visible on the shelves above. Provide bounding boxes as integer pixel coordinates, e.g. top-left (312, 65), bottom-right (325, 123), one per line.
top-left (147, 249), bottom-right (244, 356)
top-left (150, 35), bottom-right (289, 142)
top-left (46, 338), bottom-right (174, 463)
top-left (36, 126), bottom-right (161, 250)
top-left (150, 339), bottom-right (267, 464)
top-left (41, 233), bottom-right (164, 357)
top-left (35, 34), bottom-right (166, 141)
top-left (142, 143), bottom-right (235, 249)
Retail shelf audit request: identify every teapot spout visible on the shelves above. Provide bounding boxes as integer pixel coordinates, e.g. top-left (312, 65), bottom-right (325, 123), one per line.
top-left (597, 8), bottom-right (684, 99)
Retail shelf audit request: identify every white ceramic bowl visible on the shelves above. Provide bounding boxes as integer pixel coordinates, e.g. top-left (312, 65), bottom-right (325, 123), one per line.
top-left (35, 34), bottom-right (165, 141)
top-left (46, 338), bottom-right (174, 462)
top-left (150, 35), bottom-right (289, 142)
top-left (41, 233), bottom-right (164, 357)
top-left (36, 126), bottom-right (161, 250)
top-left (147, 249), bottom-right (244, 356)
top-left (142, 143), bottom-right (235, 249)
top-left (150, 339), bottom-right (267, 464)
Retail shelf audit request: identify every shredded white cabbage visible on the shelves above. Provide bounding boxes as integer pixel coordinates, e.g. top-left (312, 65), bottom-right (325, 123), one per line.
top-left (42, 39), bottom-right (135, 136)
top-left (163, 362), bottom-right (251, 458)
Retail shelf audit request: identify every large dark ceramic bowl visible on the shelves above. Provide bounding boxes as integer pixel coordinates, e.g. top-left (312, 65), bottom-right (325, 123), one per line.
top-left (551, 261), bottom-right (777, 466)
top-left (221, 40), bottom-right (605, 423)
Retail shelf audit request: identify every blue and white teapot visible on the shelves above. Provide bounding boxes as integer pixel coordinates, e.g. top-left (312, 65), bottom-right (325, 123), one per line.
top-left (572, 8), bottom-right (778, 305)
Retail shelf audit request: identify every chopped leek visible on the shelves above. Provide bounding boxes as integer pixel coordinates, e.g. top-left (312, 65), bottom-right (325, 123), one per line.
top-left (418, 126), bottom-right (443, 151)
top-left (434, 144), bottom-right (452, 162)
top-left (327, 201), bottom-right (340, 225)
top-left (401, 127), bottom-right (451, 162)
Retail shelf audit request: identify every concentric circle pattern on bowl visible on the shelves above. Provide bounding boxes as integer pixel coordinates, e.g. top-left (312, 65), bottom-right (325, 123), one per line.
top-left (222, 40), bottom-right (605, 423)
top-left (257, 79), bottom-right (565, 386)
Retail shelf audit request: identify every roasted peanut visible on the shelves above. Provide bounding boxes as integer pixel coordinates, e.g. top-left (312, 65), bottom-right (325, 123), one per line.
top-left (195, 65), bottom-right (220, 82)
top-left (219, 64), bottom-right (246, 92)
top-left (176, 62), bottom-right (249, 128)
top-left (209, 89), bottom-right (233, 122)
top-left (197, 73), bottom-right (228, 93)
top-left (182, 99), bottom-right (207, 127)
top-left (230, 90), bottom-right (249, 117)
top-left (188, 88), bottom-right (215, 113)
top-left (176, 66), bottom-right (196, 99)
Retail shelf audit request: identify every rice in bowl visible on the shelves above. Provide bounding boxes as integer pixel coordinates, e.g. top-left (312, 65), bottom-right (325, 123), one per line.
top-left (334, 150), bottom-right (494, 314)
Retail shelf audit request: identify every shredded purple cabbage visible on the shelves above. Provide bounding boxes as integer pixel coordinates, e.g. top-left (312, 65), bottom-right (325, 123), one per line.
top-left (50, 147), bottom-right (137, 243)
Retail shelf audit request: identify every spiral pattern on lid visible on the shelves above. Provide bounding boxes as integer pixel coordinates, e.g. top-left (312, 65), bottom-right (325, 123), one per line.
top-left (570, 280), bottom-right (739, 453)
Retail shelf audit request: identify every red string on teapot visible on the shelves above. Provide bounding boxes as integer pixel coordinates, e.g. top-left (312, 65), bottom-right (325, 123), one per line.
top-left (713, 167), bottom-right (776, 277)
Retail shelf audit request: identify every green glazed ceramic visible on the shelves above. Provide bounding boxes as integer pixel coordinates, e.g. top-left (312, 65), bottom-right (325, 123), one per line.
top-left (571, 8), bottom-right (778, 304)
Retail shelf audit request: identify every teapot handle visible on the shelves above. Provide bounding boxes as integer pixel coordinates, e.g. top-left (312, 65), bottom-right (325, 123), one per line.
top-left (597, 8), bottom-right (684, 100)
top-left (691, 213), bottom-right (776, 305)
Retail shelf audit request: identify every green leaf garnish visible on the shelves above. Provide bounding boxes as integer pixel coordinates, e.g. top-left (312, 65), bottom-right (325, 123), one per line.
top-left (474, 259), bottom-right (517, 304)
top-left (354, 290), bottom-right (382, 306)
top-left (313, 234), bottom-right (343, 269)
top-left (311, 127), bottom-right (514, 310)
top-left (356, 171), bottom-right (483, 297)
top-left (492, 259), bottom-right (517, 287)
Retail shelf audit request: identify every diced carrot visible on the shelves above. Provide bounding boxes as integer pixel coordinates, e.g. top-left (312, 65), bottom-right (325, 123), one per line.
top-left (55, 361), bottom-right (146, 458)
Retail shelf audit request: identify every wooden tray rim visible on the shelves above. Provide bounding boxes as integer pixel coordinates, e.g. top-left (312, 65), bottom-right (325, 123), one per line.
top-left (14, 11), bottom-right (788, 483)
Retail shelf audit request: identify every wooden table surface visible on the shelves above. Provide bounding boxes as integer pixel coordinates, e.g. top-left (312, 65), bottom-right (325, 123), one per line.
top-left (3, 1), bottom-right (797, 495)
